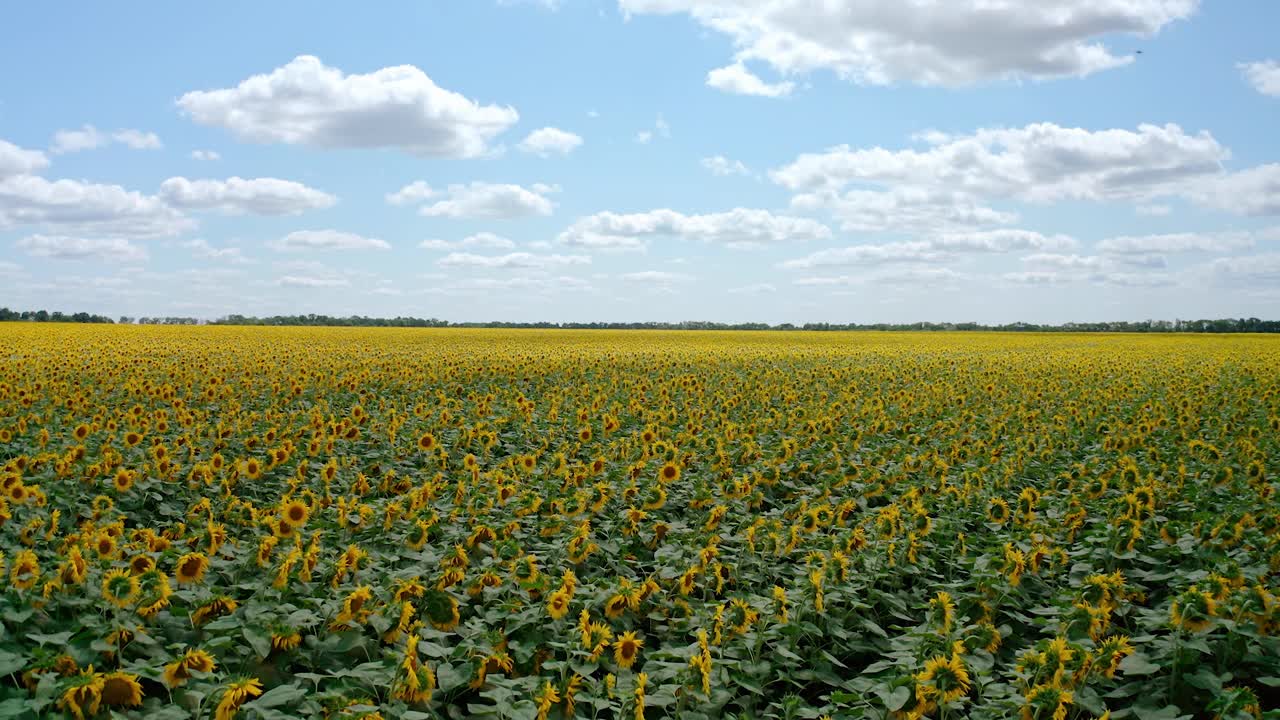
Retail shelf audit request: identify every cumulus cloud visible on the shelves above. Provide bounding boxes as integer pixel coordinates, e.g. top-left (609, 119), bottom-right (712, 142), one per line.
top-left (1204, 252), bottom-right (1280, 288)
top-left (183, 238), bottom-right (251, 264)
top-left (159, 177), bottom-right (336, 215)
top-left (419, 232), bottom-right (517, 251)
top-left (701, 155), bottom-right (752, 177)
top-left (517, 127), bottom-right (583, 156)
top-left (271, 230), bottom-right (391, 252)
top-left (781, 230), bottom-right (1075, 269)
top-left (1096, 231), bottom-right (1256, 255)
top-left (772, 121), bottom-right (1280, 221)
top-left (781, 241), bottom-right (945, 269)
top-left (560, 207), bottom-right (830, 250)
top-left (190, 150), bottom-right (221, 161)
top-left (16, 234), bottom-right (148, 263)
top-left (706, 63), bottom-right (794, 97)
top-left (176, 55), bottom-right (519, 158)
top-left (619, 0), bottom-right (1196, 87)
top-left (1190, 164), bottom-right (1280, 216)
top-left (278, 274), bottom-right (350, 288)
top-left (0, 140), bottom-right (49, 179)
top-left (620, 270), bottom-right (692, 285)
top-left (50, 125), bottom-right (163, 154)
top-left (0, 175), bottom-right (193, 237)
top-left (388, 181), bottom-right (556, 218)
top-left (1239, 60), bottom-right (1280, 97)
top-left (728, 283), bottom-right (777, 295)
top-left (436, 252), bottom-right (589, 269)
top-left (772, 123), bottom-right (1226, 203)
top-left (791, 187), bottom-right (1016, 232)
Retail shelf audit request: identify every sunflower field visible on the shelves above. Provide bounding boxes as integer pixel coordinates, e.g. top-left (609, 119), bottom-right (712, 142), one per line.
top-left (0, 325), bottom-right (1277, 720)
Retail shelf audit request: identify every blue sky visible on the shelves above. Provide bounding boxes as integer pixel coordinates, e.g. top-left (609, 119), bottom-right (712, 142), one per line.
top-left (1, 0), bottom-right (1278, 324)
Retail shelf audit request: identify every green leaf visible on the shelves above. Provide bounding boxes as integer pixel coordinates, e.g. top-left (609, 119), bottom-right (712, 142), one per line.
top-left (242, 626), bottom-right (271, 659)
top-left (883, 686), bottom-right (911, 711)
top-left (248, 684), bottom-right (307, 709)
top-left (1118, 652), bottom-right (1161, 676)
top-left (26, 631), bottom-right (73, 646)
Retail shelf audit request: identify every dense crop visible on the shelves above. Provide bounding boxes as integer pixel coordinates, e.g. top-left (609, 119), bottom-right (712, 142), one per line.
top-left (0, 325), bottom-right (1277, 720)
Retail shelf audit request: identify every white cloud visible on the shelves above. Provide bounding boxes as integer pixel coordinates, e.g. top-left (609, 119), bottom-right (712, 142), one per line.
top-left (1136, 203), bottom-right (1171, 216)
top-left (931, 229), bottom-right (1078, 253)
top-left (271, 230), bottom-right (391, 252)
top-left (0, 140), bottom-right (49, 179)
top-left (518, 127), bottom-right (583, 156)
top-left (16, 234), bottom-right (148, 263)
top-left (560, 207), bottom-right (830, 250)
top-left (419, 232), bottom-right (517, 251)
top-left (0, 260), bottom-right (20, 276)
top-left (1096, 231), bottom-right (1256, 255)
top-left (1191, 164), bottom-right (1280, 216)
top-left (791, 187), bottom-right (1017, 232)
top-left (728, 283), bottom-right (777, 295)
top-left (191, 150), bottom-right (221, 161)
top-left (781, 230), bottom-right (1075, 269)
top-left (1021, 253), bottom-right (1105, 271)
top-left (437, 251), bottom-right (590, 269)
top-left (1239, 60), bottom-right (1280, 97)
top-left (113, 129), bottom-right (163, 150)
top-left (706, 63), bottom-right (795, 97)
top-left (1002, 271), bottom-right (1073, 286)
top-left (0, 175), bottom-right (193, 237)
top-left (772, 123), bottom-right (1226, 203)
top-left (872, 267), bottom-right (967, 286)
top-left (159, 176), bottom-right (337, 215)
top-left (701, 155), bottom-right (752, 177)
top-left (635, 114), bottom-right (670, 144)
top-left (619, 0), bottom-right (1196, 87)
top-left (392, 181), bottom-right (556, 219)
top-left (51, 125), bottom-right (162, 154)
top-left (1204, 252), bottom-right (1280, 288)
top-left (176, 55), bottom-right (519, 158)
top-left (278, 274), bottom-right (350, 288)
top-left (620, 270), bottom-right (691, 284)
top-left (781, 241), bottom-right (945, 269)
top-left (1089, 271), bottom-right (1178, 287)
top-left (183, 238), bottom-right (251, 264)
top-left (386, 181), bottom-right (436, 206)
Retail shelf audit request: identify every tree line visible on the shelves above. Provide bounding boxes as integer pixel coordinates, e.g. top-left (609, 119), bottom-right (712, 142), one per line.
top-left (2, 308), bottom-right (1278, 333)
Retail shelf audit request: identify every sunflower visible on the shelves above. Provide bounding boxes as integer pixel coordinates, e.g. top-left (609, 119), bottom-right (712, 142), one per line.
top-left (11, 549), bottom-right (39, 590)
top-left (164, 648), bottom-right (217, 688)
top-left (916, 653), bottom-right (971, 704)
top-left (136, 569), bottom-right (173, 618)
top-left (988, 498), bottom-right (1011, 524)
top-left (175, 552), bottom-right (209, 584)
top-left (100, 671), bottom-right (143, 708)
top-left (59, 667), bottom-right (105, 720)
top-left (659, 462), bottom-right (681, 482)
top-left (547, 588), bottom-right (572, 620)
top-left (1021, 684), bottom-right (1072, 720)
top-left (129, 554), bottom-right (156, 575)
top-left (422, 589), bottom-right (460, 631)
top-left (94, 533), bottom-right (117, 558)
top-left (123, 431), bottom-right (143, 447)
top-left (281, 499), bottom-right (309, 527)
top-left (215, 677), bottom-right (263, 720)
top-left (191, 596), bottom-right (239, 626)
top-left (102, 569), bottom-right (140, 607)
top-left (241, 458), bottom-right (263, 480)
top-left (614, 630), bottom-right (643, 669)
top-left (271, 629), bottom-right (303, 652)
top-left (417, 432), bottom-right (437, 452)
top-left (112, 469), bottom-right (134, 493)
top-left (1170, 586), bottom-right (1217, 633)
top-left (929, 591), bottom-right (956, 633)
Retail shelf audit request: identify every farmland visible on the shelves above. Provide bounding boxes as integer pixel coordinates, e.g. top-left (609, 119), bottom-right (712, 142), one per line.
top-left (0, 325), bottom-right (1277, 719)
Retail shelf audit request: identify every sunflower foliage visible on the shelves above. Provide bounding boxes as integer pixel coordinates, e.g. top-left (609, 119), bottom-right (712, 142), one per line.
top-left (0, 325), bottom-right (1277, 719)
